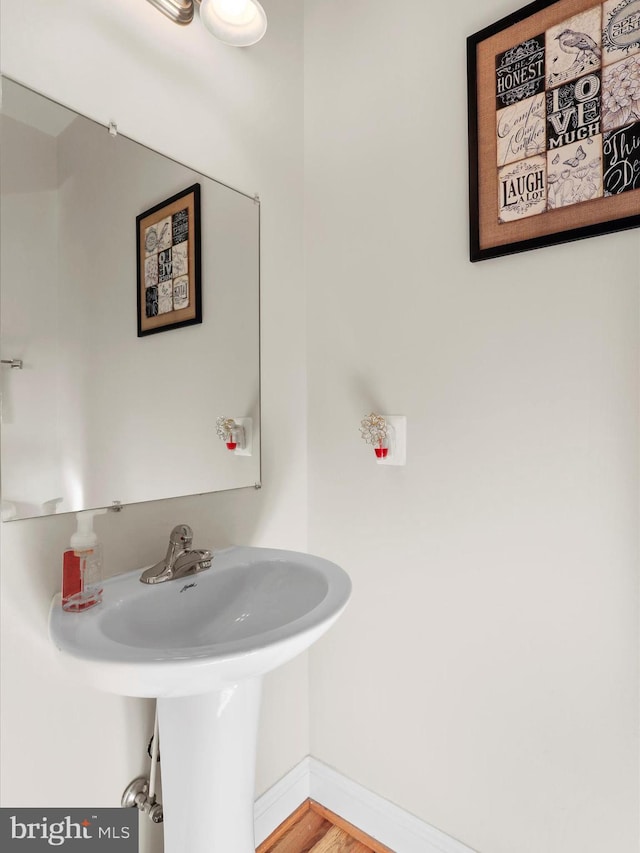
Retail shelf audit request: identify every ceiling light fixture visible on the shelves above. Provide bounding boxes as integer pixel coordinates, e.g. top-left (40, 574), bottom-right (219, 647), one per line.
top-left (144, 0), bottom-right (267, 46)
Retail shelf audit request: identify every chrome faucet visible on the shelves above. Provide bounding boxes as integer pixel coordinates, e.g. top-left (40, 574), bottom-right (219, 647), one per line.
top-left (140, 524), bottom-right (212, 584)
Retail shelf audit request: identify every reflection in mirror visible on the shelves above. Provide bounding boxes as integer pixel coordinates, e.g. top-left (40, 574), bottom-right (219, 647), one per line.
top-left (0, 78), bottom-right (260, 521)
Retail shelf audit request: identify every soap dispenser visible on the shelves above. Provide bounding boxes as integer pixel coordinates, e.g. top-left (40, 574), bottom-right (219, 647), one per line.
top-left (62, 509), bottom-right (107, 612)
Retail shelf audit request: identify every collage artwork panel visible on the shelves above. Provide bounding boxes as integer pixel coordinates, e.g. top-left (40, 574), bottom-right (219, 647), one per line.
top-left (143, 208), bottom-right (190, 318)
top-left (495, 0), bottom-right (640, 223)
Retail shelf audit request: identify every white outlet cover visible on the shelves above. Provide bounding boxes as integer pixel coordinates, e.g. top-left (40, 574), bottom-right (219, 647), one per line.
top-left (234, 418), bottom-right (253, 456)
top-left (377, 415), bottom-right (406, 466)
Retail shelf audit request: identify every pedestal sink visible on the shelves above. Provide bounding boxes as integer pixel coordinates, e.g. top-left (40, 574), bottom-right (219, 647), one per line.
top-left (49, 545), bottom-right (351, 853)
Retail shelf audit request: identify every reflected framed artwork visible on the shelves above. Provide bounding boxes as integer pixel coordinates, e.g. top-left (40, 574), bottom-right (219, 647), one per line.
top-left (468, 0), bottom-right (640, 261)
top-left (137, 183), bottom-right (202, 335)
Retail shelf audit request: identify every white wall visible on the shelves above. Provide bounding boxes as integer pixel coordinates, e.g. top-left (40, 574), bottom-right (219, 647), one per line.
top-left (305, 3), bottom-right (639, 853)
top-left (0, 2), bottom-right (306, 849)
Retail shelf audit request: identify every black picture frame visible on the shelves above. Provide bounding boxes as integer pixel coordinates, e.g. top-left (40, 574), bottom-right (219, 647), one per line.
top-left (136, 183), bottom-right (202, 335)
top-left (468, 0), bottom-right (640, 261)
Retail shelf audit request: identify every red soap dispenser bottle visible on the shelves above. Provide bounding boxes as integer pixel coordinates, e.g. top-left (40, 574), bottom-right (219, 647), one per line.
top-left (62, 509), bottom-right (107, 612)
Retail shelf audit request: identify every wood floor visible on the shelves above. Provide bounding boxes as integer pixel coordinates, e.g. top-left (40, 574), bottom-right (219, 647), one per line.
top-left (257, 800), bottom-right (394, 853)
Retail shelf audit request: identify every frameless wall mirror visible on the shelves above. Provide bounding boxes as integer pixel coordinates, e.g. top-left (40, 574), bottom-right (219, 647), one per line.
top-left (0, 77), bottom-right (260, 521)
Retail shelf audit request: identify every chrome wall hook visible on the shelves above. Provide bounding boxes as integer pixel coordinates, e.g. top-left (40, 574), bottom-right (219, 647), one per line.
top-left (1, 358), bottom-right (23, 369)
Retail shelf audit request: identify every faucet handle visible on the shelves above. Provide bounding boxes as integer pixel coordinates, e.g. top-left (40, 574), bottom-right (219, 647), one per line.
top-left (169, 524), bottom-right (193, 550)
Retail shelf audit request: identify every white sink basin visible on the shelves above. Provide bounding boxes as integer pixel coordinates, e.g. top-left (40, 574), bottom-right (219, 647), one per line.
top-left (50, 544), bottom-right (350, 853)
top-left (49, 546), bottom-right (351, 698)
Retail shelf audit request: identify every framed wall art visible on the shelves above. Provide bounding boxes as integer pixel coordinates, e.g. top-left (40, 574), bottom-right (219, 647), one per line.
top-left (136, 183), bottom-right (202, 335)
top-left (468, 0), bottom-right (640, 261)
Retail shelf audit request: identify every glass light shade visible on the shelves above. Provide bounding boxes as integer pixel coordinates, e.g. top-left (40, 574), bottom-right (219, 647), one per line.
top-left (199, 0), bottom-right (267, 46)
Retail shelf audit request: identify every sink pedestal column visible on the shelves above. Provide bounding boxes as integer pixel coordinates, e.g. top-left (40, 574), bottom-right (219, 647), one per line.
top-left (157, 678), bottom-right (262, 853)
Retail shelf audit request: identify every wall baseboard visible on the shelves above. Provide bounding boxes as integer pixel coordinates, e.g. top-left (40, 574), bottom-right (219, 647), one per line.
top-left (254, 757), bottom-right (476, 853)
top-left (254, 756), bottom-right (312, 846)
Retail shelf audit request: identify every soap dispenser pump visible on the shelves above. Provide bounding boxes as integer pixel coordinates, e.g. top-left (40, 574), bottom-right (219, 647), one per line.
top-left (62, 509), bottom-right (107, 612)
